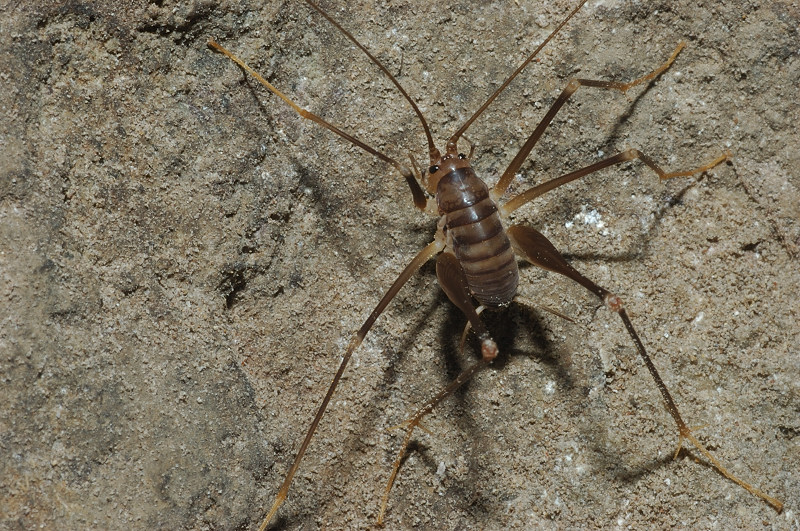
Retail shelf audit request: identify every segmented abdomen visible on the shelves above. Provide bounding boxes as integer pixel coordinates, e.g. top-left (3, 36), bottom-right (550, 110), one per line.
top-left (437, 167), bottom-right (519, 307)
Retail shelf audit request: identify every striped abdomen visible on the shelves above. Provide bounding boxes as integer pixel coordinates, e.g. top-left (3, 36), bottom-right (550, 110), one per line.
top-left (437, 167), bottom-right (519, 307)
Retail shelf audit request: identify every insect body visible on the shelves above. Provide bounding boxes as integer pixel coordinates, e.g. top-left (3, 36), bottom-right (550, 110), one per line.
top-left (209, 0), bottom-right (783, 527)
top-left (435, 156), bottom-right (519, 308)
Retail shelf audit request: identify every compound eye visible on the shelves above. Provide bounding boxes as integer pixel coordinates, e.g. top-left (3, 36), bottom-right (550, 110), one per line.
top-left (458, 153), bottom-right (466, 160)
top-left (429, 165), bottom-right (439, 174)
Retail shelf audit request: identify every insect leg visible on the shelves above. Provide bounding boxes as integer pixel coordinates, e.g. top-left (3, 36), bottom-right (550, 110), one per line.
top-left (500, 149), bottom-right (728, 216)
top-left (492, 42), bottom-right (688, 200)
top-left (379, 252), bottom-right (499, 525)
top-left (207, 40), bottom-right (428, 211)
top-left (506, 223), bottom-right (783, 512)
top-left (260, 238), bottom-right (444, 531)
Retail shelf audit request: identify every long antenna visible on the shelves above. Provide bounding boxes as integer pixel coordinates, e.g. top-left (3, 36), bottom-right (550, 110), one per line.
top-left (305, 0), bottom-right (440, 163)
top-left (447, 0), bottom-right (589, 153)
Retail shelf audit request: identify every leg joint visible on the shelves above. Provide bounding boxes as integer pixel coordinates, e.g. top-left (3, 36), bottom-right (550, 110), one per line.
top-left (566, 78), bottom-right (581, 92)
top-left (480, 337), bottom-right (498, 361)
top-left (605, 293), bottom-right (624, 313)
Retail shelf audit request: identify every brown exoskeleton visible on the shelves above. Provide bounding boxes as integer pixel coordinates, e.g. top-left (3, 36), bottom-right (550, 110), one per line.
top-left (209, 0), bottom-right (783, 527)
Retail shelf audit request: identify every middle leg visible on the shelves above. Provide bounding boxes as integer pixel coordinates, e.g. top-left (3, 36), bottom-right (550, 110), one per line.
top-left (500, 148), bottom-right (728, 216)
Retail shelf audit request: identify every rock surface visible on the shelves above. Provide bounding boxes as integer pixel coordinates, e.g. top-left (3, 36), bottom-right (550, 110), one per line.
top-left (2, 0), bottom-right (798, 528)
